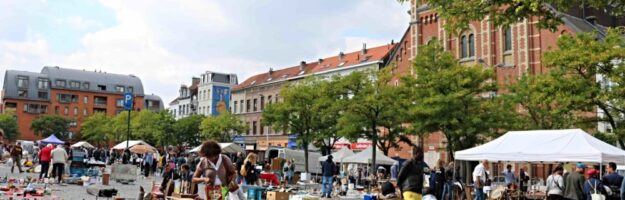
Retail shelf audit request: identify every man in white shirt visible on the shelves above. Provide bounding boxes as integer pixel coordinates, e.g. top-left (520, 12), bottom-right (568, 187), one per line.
top-left (473, 160), bottom-right (489, 200)
top-left (502, 164), bottom-right (516, 189)
top-left (51, 145), bottom-right (68, 184)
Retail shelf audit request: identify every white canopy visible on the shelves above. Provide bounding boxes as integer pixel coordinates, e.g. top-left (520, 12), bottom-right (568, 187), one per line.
top-left (455, 129), bottom-right (625, 164)
top-left (319, 147), bottom-right (355, 162)
top-left (71, 141), bottom-right (95, 149)
top-left (112, 140), bottom-right (153, 150)
top-left (190, 143), bottom-right (245, 154)
top-left (342, 146), bottom-right (396, 165)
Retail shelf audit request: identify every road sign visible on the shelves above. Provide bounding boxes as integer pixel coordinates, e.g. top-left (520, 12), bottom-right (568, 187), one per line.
top-left (123, 92), bottom-right (133, 110)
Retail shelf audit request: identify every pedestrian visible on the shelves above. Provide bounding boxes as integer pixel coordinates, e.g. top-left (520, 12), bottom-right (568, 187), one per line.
top-left (38, 144), bottom-right (53, 179)
top-left (321, 155), bottom-right (336, 198)
top-left (519, 168), bottom-right (530, 192)
top-left (546, 166), bottom-right (565, 200)
top-left (584, 168), bottom-right (607, 200)
top-left (603, 162), bottom-right (623, 200)
top-left (10, 142), bottom-right (24, 173)
top-left (390, 161), bottom-right (400, 181)
top-left (472, 160), bottom-right (489, 200)
top-left (143, 152), bottom-right (153, 178)
top-left (241, 153), bottom-right (259, 186)
top-left (564, 162), bottom-right (586, 200)
top-left (397, 146), bottom-right (429, 200)
top-left (502, 164), bottom-right (516, 189)
top-left (51, 144), bottom-right (68, 183)
top-left (235, 152), bottom-right (246, 184)
top-left (192, 140), bottom-right (237, 200)
top-left (283, 159), bottom-right (295, 185)
top-left (429, 159), bottom-right (446, 199)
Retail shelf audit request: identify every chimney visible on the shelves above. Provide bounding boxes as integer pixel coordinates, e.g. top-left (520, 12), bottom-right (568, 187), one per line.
top-left (361, 43), bottom-right (367, 55)
top-left (586, 16), bottom-right (597, 25)
top-left (318, 58), bottom-right (323, 63)
top-left (269, 67), bottom-right (274, 75)
top-left (339, 52), bottom-right (345, 61)
top-left (391, 39), bottom-right (394, 45)
top-left (300, 61), bottom-right (306, 70)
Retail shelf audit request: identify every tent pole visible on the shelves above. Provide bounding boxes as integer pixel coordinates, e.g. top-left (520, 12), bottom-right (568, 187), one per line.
top-left (600, 159), bottom-right (603, 178)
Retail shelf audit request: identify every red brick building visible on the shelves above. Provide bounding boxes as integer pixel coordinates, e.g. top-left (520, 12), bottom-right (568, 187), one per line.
top-left (2, 66), bottom-right (163, 141)
top-left (385, 2), bottom-right (623, 164)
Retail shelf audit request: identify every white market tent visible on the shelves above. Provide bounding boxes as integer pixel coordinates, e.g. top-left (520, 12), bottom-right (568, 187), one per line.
top-left (342, 146), bottom-right (396, 165)
top-left (319, 147), bottom-right (355, 162)
top-left (189, 143), bottom-right (245, 154)
top-left (454, 129), bottom-right (625, 164)
top-left (112, 140), bottom-right (154, 150)
top-left (71, 141), bottom-right (95, 149)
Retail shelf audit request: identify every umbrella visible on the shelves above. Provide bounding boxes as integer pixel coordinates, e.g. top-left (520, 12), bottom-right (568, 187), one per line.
top-left (129, 144), bottom-right (156, 154)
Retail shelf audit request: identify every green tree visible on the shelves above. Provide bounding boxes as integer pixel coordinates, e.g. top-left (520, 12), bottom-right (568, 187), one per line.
top-left (30, 115), bottom-right (71, 139)
top-left (80, 112), bottom-right (112, 145)
top-left (542, 29), bottom-right (625, 146)
top-left (398, 0), bottom-right (624, 32)
top-left (200, 112), bottom-right (246, 142)
top-left (0, 112), bottom-right (19, 141)
top-left (262, 78), bottom-right (325, 173)
top-left (337, 69), bottom-right (407, 174)
top-left (132, 110), bottom-right (174, 145)
top-left (109, 111), bottom-right (138, 143)
top-left (174, 114), bottom-right (205, 146)
top-left (309, 77), bottom-right (344, 156)
top-left (402, 40), bottom-right (514, 159)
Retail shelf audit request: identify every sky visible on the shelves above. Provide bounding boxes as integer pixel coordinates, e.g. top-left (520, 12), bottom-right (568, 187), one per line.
top-left (0, 0), bottom-right (410, 105)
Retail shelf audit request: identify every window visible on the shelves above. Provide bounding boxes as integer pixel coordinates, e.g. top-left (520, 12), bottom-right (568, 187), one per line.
top-left (268, 95), bottom-right (272, 104)
top-left (55, 80), bottom-right (66, 88)
top-left (468, 34), bottom-right (475, 57)
top-left (83, 96), bottom-right (88, 104)
top-left (115, 86), bottom-right (125, 92)
top-left (18, 90), bottom-right (28, 97)
top-left (94, 96), bottom-right (107, 105)
top-left (55, 106), bottom-right (59, 114)
top-left (234, 101), bottom-right (238, 113)
top-left (83, 82), bottom-right (90, 89)
top-left (253, 99), bottom-right (257, 112)
top-left (260, 120), bottom-right (264, 135)
top-left (37, 78), bottom-right (49, 89)
top-left (97, 85), bottom-right (106, 91)
top-left (248, 122), bottom-right (252, 135)
top-left (128, 86), bottom-right (134, 93)
top-left (116, 99), bottom-right (124, 107)
top-left (246, 100), bottom-right (251, 112)
top-left (83, 109), bottom-right (88, 116)
top-left (57, 94), bottom-right (78, 103)
top-left (23, 104), bottom-right (47, 114)
top-left (17, 76), bottom-right (29, 88)
top-left (252, 121), bottom-right (257, 135)
top-left (260, 96), bottom-right (265, 110)
top-left (70, 81), bottom-right (80, 88)
top-left (38, 91), bottom-right (48, 99)
top-left (69, 121), bottom-right (77, 127)
top-left (240, 100), bottom-right (244, 113)
top-left (504, 28), bottom-right (512, 52)
top-left (64, 107), bottom-right (69, 115)
top-left (73, 107), bottom-right (78, 115)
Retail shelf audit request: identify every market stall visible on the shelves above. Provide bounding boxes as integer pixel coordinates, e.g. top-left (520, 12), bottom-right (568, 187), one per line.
top-left (39, 134), bottom-right (64, 145)
top-left (189, 143), bottom-right (245, 154)
top-left (342, 146), bottom-right (396, 165)
top-left (318, 147), bottom-right (354, 162)
top-left (71, 141), bottom-right (95, 149)
top-left (111, 140), bottom-right (154, 150)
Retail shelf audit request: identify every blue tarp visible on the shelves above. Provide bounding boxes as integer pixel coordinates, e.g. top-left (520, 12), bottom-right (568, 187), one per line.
top-left (40, 134), bottom-right (65, 144)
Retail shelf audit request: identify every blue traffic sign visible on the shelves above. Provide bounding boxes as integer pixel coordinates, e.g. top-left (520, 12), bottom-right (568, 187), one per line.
top-left (123, 92), bottom-right (134, 110)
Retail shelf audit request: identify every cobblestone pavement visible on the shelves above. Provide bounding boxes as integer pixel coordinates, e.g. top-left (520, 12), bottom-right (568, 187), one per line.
top-left (0, 163), bottom-right (207, 200)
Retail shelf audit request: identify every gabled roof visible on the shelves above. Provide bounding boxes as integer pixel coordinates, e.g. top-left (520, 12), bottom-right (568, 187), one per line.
top-left (233, 44), bottom-right (395, 91)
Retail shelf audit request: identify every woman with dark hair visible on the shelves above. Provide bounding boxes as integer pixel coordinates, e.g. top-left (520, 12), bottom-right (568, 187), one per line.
top-left (192, 140), bottom-right (237, 199)
top-left (546, 166), bottom-right (565, 200)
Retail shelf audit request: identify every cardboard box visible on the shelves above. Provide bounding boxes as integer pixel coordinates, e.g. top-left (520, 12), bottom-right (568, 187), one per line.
top-left (267, 191), bottom-right (291, 200)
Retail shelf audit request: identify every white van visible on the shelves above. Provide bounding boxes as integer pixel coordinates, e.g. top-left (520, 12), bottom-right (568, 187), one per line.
top-left (266, 147), bottom-right (322, 175)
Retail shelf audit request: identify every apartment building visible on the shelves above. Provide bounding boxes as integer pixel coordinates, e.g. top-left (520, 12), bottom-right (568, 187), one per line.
top-left (1, 66), bottom-right (163, 141)
top-left (231, 44), bottom-right (395, 151)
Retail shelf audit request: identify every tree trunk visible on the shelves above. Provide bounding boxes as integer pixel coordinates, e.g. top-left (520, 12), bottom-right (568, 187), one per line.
top-left (371, 124), bottom-right (378, 178)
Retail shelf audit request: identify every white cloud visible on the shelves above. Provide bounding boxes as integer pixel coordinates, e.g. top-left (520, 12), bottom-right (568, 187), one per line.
top-left (0, 0), bottom-right (410, 104)
top-left (55, 16), bottom-right (104, 30)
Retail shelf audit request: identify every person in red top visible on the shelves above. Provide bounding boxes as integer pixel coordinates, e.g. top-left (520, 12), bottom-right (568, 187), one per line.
top-left (39, 144), bottom-right (53, 179)
top-left (259, 163), bottom-right (280, 186)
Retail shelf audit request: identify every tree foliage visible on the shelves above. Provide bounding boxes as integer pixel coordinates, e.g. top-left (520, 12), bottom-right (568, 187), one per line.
top-left (262, 78), bottom-right (326, 173)
top-left (337, 69), bottom-right (407, 173)
top-left (173, 114), bottom-right (205, 146)
top-left (398, 0), bottom-right (625, 33)
top-left (541, 29), bottom-right (625, 146)
top-left (30, 115), bottom-right (71, 140)
top-left (0, 112), bottom-right (19, 141)
top-left (108, 110), bottom-right (174, 145)
top-left (402, 40), bottom-right (515, 159)
top-left (200, 112), bottom-right (245, 142)
top-left (80, 112), bottom-right (112, 146)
